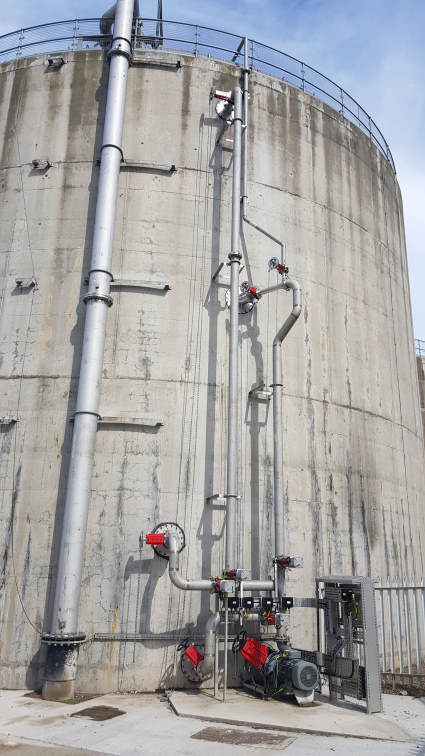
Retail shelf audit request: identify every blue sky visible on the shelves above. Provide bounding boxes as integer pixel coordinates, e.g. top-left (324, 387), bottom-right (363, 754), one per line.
top-left (2, 1), bottom-right (425, 338)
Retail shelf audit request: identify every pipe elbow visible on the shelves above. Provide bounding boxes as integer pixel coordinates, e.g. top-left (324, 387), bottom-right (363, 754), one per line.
top-left (100, 4), bottom-right (116, 34)
top-left (169, 566), bottom-right (190, 591)
top-left (100, 1), bottom-right (140, 35)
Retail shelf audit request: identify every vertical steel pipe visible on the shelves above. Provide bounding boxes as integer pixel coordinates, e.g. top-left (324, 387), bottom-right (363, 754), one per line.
top-left (272, 280), bottom-right (301, 587)
top-left (413, 580), bottom-right (420, 672)
top-left (396, 580), bottom-right (403, 672)
top-left (42, 0), bottom-right (136, 701)
top-left (223, 595), bottom-right (229, 702)
top-left (404, 581), bottom-right (412, 674)
top-left (379, 584), bottom-right (387, 672)
top-left (387, 580), bottom-right (395, 673)
top-left (241, 38), bottom-right (249, 218)
top-left (225, 86), bottom-right (243, 571)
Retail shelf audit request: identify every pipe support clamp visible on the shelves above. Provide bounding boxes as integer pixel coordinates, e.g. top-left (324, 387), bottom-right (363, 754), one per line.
top-left (108, 37), bottom-right (133, 61)
top-left (83, 292), bottom-right (113, 307)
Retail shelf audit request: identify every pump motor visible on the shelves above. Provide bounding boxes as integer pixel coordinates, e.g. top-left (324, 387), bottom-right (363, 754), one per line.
top-left (233, 632), bottom-right (319, 704)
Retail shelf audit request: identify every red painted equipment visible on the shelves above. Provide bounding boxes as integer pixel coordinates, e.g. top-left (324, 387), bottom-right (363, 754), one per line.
top-left (240, 637), bottom-right (270, 670)
top-left (261, 612), bottom-right (276, 626)
top-left (184, 644), bottom-right (204, 668)
top-left (145, 533), bottom-right (165, 546)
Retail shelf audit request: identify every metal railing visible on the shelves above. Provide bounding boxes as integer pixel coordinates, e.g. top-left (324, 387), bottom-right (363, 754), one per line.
top-left (375, 578), bottom-right (425, 679)
top-left (415, 339), bottom-right (425, 358)
top-left (0, 17), bottom-right (395, 173)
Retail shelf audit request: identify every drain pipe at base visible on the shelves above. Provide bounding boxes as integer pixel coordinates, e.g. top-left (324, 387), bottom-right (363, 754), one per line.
top-left (41, 0), bottom-right (137, 702)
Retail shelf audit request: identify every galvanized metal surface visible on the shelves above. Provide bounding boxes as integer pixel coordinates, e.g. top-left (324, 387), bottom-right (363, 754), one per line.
top-left (375, 578), bottom-right (425, 676)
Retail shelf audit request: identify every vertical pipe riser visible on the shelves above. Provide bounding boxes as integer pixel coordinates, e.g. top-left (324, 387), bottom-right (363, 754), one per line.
top-left (225, 86), bottom-right (242, 571)
top-left (271, 281), bottom-right (301, 596)
top-left (42, 0), bottom-right (135, 701)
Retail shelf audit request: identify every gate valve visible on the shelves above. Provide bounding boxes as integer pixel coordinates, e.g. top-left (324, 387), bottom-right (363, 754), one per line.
top-left (146, 533), bottom-right (165, 546)
top-left (176, 638), bottom-right (204, 668)
top-left (184, 644), bottom-right (204, 668)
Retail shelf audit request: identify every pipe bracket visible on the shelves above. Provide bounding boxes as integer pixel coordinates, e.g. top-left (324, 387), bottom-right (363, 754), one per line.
top-left (108, 37), bottom-right (133, 61)
top-left (71, 411), bottom-right (102, 421)
top-left (88, 268), bottom-right (114, 280)
top-left (99, 143), bottom-right (124, 161)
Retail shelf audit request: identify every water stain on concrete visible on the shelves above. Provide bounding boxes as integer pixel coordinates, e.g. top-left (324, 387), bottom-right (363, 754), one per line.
top-left (191, 726), bottom-right (292, 747)
top-left (70, 705), bottom-right (125, 721)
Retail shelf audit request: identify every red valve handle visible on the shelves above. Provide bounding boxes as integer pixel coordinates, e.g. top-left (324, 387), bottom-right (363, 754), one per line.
top-left (146, 533), bottom-right (165, 546)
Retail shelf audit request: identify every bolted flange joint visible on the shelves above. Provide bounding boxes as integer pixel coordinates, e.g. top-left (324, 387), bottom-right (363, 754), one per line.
top-left (41, 632), bottom-right (86, 647)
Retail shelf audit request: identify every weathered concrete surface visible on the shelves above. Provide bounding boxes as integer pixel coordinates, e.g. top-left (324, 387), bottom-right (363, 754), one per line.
top-left (0, 690), bottom-right (423, 756)
top-left (0, 48), bottom-right (424, 695)
top-left (416, 356), bottom-right (425, 442)
top-left (169, 689), bottom-right (410, 741)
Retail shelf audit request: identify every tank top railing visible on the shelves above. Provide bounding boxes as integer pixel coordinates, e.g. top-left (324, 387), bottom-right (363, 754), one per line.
top-left (0, 17), bottom-right (395, 173)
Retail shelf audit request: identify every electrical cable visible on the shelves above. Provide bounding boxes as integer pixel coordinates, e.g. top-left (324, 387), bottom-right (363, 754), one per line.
top-left (7, 91), bottom-right (41, 637)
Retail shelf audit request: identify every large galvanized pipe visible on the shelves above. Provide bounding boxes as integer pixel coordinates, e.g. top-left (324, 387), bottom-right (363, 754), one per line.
top-left (225, 86), bottom-right (243, 571)
top-left (200, 611), bottom-right (220, 676)
top-left (42, 0), bottom-right (136, 701)
top-left (273, 280), bottom-right (301, 593)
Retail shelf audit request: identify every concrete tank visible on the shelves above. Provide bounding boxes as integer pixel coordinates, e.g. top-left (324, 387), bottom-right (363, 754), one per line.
top-left (0, 43), bottom-right (424, 695)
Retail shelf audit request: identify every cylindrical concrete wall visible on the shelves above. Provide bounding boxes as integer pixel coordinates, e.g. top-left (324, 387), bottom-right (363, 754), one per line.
top-left (0, 47), bottom-right (424, 694)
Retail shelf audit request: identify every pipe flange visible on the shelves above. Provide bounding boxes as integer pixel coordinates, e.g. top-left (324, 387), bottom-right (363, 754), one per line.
top-left (83, 292), bottom-right (113, 307)
top-left (41, 632), bottom-right (86, 647)
top-left (150, 522), bottom-right (185, 560)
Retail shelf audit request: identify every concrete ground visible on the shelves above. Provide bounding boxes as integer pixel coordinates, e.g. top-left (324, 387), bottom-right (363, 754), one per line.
top-left (0, 689), bottom-right (424, 756)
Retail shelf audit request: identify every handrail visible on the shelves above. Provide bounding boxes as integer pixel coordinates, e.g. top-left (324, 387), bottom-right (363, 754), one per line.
top-left (0, 17), bottom-right (395, 172)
